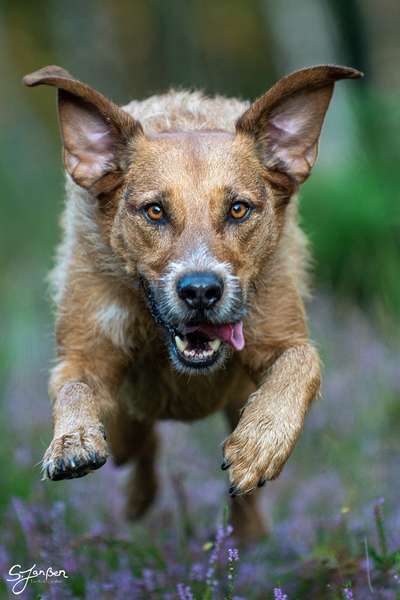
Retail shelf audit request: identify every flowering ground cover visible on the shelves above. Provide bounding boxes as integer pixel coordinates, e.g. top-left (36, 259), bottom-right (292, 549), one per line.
top-left (0, 295), bottom-right (399, 599)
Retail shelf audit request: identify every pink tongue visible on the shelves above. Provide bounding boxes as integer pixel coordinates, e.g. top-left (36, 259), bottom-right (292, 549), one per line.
top-left (185, 321), bottom-right (245, 351)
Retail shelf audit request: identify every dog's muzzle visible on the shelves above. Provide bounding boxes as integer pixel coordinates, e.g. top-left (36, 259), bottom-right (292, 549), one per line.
top-left (140, 264), bottom-right (245, 374)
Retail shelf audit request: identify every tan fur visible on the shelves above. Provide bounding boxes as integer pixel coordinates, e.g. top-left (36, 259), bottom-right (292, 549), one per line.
top-left (24, 64), bottom-right (362, 541)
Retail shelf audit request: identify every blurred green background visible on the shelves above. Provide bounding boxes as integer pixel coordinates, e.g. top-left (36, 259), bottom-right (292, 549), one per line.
top-left (0, 2), bottom-right (400, 596)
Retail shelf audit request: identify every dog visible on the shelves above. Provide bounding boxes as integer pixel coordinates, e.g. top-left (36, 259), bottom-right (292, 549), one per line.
top-left (24, 64), bottom-right (362, 541)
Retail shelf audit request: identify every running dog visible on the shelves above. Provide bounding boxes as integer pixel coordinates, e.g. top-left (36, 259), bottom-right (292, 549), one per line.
top-left (24, 64), bottom-right (361, 540)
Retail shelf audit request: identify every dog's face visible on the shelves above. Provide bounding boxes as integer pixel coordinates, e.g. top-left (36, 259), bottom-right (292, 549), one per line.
top-left (24, 64), bottom-right (361, 373)
top-left (115, 130), bottom-right (282, 372)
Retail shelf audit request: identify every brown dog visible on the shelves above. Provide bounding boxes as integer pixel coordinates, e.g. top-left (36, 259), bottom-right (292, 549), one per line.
top-left (24, 64), bottom-right (361, 541)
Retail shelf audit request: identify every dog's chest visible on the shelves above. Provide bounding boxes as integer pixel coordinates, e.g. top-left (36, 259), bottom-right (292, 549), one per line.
top-left (125, 351), bottom-right (250, 422)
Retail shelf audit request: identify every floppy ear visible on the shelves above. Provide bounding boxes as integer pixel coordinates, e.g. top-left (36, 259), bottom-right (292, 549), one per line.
top-left (236, 65), bottom-right (363, 184)
top-left (23, 65), bottom-right (143, 194)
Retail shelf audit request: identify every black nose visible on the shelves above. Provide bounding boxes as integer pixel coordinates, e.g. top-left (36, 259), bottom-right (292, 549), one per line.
top-left (177, 272), bottom-right (224, 309)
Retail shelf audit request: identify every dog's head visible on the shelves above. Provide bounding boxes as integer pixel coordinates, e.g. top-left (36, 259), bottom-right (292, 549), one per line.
top-left (24, 65), bottom-right (362, 374)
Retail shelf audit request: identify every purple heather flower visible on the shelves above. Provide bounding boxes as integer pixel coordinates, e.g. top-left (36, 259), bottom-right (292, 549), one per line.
top-left (11, 497), bottom-right (41, 555)
top-left (274, 588), bottom-right (288, 600)
top-left (206, 523), bottom-right (229, 588)
top-left (176, 582), bottom-right (194, 600)
top-left (206, 545), bottom-right (220, 594)
top-left (142, 568), bottom-right (156, 592)
top-left (228, 548), bottom-right (239, 562)
top-left (111, 568), bottom-right (135, 595)
top-left (342, 587), bottom-right (354, 600)
top-left (216, 524), bottom-right (226, 544)
top-left (189, 562), bottom-right (204, 581)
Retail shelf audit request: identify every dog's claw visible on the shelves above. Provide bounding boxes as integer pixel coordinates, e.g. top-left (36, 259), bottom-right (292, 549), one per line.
top-left (258, 477), bottom-right (267, 488)
top-left (221, 459), bottom-right (231, 471)
top-left (229, 484), bottom-right (240, 497)
top-left (88, 452), bottom-right (107, 470)
top-left (42, 427), bottom-right (108, 481)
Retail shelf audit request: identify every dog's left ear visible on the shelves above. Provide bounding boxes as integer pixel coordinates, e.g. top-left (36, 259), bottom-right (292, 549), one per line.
top-left (23, 65), bottom-right (143, 195)
top-left (236, 65), bottom-right (363, 184)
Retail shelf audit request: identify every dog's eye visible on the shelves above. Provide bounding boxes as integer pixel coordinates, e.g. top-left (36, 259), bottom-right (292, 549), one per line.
top-left (228, 201), bottom-right (251, 222)
top-left (143, 203), bottom-right (165, 224)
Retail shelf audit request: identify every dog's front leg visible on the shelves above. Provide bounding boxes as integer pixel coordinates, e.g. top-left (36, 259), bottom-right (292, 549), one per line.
top-left (42, 341), bottom-right (128, 481)
top-left (223, 343), bottom-right (320, 495)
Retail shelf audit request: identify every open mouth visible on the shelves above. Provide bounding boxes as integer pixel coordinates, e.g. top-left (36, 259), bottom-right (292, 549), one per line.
top-left (138, 275), bottom-right (245, 372)
top-left (173, 330), bottom-right (223, 367)
top-left (171, 322), bottom-right (244, 370)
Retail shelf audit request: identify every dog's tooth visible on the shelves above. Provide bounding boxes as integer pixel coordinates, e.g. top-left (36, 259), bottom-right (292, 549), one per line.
top-left (209, 339), bottom-right (221, 352)
top-left (175, 336), bottom-right (188, 352)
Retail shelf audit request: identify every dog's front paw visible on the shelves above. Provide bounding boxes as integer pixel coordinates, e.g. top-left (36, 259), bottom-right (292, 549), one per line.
top-left (42, 425), bottom-right (108, 481)
top-left (222, 417), bottom-right (300, 495)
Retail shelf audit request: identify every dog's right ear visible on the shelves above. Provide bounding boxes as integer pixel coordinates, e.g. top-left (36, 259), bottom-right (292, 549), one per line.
top-left (23, 65), bottom-right (143, 194)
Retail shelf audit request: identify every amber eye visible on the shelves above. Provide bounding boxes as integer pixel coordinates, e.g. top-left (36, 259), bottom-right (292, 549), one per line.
top-left (228, 201), bottom-right (251, 222)
top-left (144, 203), bottom-right (165, 223)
